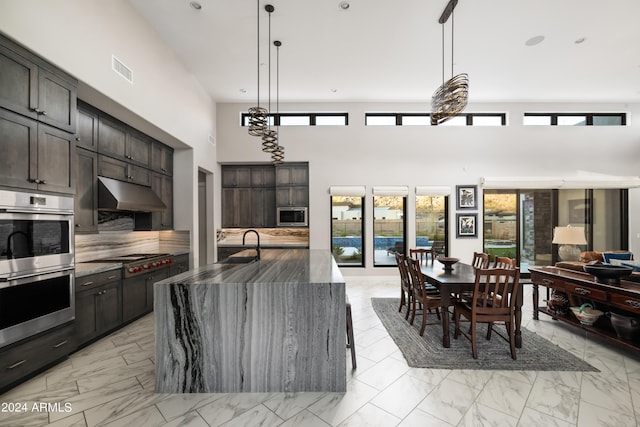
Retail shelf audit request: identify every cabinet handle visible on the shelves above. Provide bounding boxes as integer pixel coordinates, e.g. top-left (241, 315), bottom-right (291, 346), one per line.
top-left (626, 299), bottom-right (640, 309)
top-left (107, 275), bottom-right (117, 280)
top-left (127, 175), bottom-right (133, 180)
top-left (126, 155), bottom-right (132, 160)
top-left (574, 288), bottom-right (591, 296)
top-left (81, 281), bottom-right (94, 287)
top-left (75, 224), bottom-right (81, 228)
top-left (7, 360), bottom-right (26, 369)
top-left (52, 340), bottom-right (68, 349)
top-left (161, 167), bottom-right (167, 172)
top-left (541, 279), bottom-right (553, 285)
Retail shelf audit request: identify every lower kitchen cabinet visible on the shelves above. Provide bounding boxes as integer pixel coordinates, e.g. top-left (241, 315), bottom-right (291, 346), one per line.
top-left (75, 270), bottom-right (123, 347)
top-left (122, 269), bottom-right (169, 323)
top-left (170, 254), bottom-right (190, 276)
top-left (0, 322), bottom-right (74, 393)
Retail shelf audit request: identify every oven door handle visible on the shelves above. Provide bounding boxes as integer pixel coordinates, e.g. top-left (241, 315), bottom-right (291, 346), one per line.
top-left (0, 208), bottom-right (74, 215)
top-left (0, 267), bottom-right (74, 283)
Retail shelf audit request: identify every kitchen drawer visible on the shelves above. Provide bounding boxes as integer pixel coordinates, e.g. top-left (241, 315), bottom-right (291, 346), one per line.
top-left (531, 273), bottom-right (567, 291)
top-left (563, 281), bottom-right (608, 302)
top-left (76, 269), bottom-right (122, 291)
top-left (0, 323), bottom-right (74, 391)
top-left (609, 293), bottom-right (640, 316)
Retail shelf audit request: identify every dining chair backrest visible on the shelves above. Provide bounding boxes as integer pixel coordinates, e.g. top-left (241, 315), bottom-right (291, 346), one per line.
top-left (472, 252), bottom-right (490, 269)
top-left (493, 256), bottom-right (516, 269)
top-left (396, 253), bottom-right (411, 289)
top-left (409, 248), bottom-right (435, 266)
top-left (406, 257), bottom-right (428, 298)
top-left (472, 267), bottom-right (520, 315)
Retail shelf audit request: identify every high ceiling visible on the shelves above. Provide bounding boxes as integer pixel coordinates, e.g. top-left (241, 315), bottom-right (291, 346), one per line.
top-left (129, 0), bottom-right (640, 104)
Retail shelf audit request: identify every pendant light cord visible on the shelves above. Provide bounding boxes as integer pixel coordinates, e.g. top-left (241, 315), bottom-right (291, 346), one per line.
top-left (256, 0), bottom-right (260, 108)
top-left (267, 8), bottom-right (272, 128)
top-left (451, 8), bottom-right (454, 78)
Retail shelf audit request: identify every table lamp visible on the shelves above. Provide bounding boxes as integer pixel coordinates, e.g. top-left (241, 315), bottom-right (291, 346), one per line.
top-left (552, 226), bottom-right (587, 261)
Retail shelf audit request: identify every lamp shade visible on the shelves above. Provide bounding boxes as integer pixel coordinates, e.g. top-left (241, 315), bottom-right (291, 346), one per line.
top-left (552, 226), bottom-right (587, 245)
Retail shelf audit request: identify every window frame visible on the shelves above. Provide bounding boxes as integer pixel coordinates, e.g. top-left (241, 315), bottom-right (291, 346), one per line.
top-left (364, 112), bottom-right (506, 126)
top-left (241, 112), bottom-right (349, 127)
top-left (523, 112), bottom-right (626, 126)
top-left (330, 196), bottom-right (365, 267)
top-left (373, 195), bottom-right (407, 267)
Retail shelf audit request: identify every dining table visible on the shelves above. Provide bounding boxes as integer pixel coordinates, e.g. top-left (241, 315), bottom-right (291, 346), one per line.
top-left (421, 260), bottom-right (524, 348)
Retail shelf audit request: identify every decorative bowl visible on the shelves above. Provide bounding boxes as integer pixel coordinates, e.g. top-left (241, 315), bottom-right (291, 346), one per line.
top-left (583, 263), bottom-right (633, 284)
top-left (437, 256), bottom-right (460, 272)
top-left (570, 303), bottom-right (604, 326)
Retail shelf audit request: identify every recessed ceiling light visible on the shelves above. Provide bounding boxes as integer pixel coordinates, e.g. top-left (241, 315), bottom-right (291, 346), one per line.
top-left (525, 35), bottom-right (545, 46)
top-left (574, 37), bottom-right (586, 44)
top-left (189, 1), bottom-right (202, 11)
top-left (339, 1), bottom-right (350, 10)
top-left (331, 89), bottom-right (338, 93)
top-left (239, 89), bottom-right (247, 94)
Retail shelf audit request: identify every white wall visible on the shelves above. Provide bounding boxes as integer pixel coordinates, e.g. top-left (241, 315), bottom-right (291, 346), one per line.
top-left (217, 102), bottom-right (640, 275)
top-left (0, 0), bottom-right (218, 266)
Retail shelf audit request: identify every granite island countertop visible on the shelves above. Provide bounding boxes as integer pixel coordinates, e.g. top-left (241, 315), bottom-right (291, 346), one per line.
top-left (154, 249), bottom-right (346, 393)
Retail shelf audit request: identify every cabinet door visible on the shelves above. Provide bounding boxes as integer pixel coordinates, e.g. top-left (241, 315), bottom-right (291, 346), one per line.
top-left (98, 155), bottom-right (128, 181)
top-left (75, 288), bottom-right (99, 342)
top-left (152, 173), bottom-right (173, 229)
top-left (36, 123), bottom-right (75, 194)
top-left (76, 104), bottom-right (98, 151)
top-left (99, 283), bottom-right (122, 333)
top-left (0, 108), bottom-right (37, 190)
top-left (128, 163), bottom-right (151, 187)
top-left (98, 116), bottom-right (127, 159)
top-left (222, 188), bottom-right (252, 227)
top-left (127, 130), bottom-right (151, 167)
top-left (37, 68), bottom-right (77, 133)
top-left (251, 188), bottom-right (276, 227)
top-left (222, 166), bottom-right (252, 187)
top-left (276, 164), bottom-right (308, 186)
top-left (0, 43), bottom-right (38, 120)
top-left (122, 277), bottom-right (146, 322)
top-left (251, 166), bottom-right (275, 187)
top-left (74, 148), bottom-right (98, 233)
top-left (151, 141), bottom-right (173, 175)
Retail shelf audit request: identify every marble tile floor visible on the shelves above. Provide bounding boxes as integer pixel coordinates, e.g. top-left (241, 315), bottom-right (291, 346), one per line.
top-left (2, 276), bottom-right (640, 427)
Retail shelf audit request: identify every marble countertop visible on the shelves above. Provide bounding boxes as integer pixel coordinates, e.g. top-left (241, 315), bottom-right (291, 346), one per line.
top-left (156, 249), bottom-right (343, 286)
top-left (75, 262), bottom-right (122, 277)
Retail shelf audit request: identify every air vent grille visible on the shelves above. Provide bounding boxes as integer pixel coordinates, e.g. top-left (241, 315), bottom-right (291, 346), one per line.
top-left (112, 56), bottom-right (133, 83)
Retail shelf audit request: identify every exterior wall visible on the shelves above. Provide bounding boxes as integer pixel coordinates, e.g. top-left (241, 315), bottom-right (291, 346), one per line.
top-left (217, 102), bottom-right (640, 275)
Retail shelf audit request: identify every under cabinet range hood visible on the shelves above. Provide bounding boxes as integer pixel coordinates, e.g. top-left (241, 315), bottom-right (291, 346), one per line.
top-left (98, 176), bottom-right (166, 212)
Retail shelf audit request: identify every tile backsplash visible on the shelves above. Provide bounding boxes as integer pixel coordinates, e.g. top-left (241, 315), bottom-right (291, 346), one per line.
top-left (75, 230), bottom-right (190, 262)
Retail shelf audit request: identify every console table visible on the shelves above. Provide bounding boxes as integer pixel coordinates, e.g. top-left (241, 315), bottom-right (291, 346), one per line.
top-left (530, 266), bottom-right (640, 351)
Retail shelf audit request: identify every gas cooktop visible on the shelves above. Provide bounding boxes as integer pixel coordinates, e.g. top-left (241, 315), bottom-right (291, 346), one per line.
top-left (86, 253), bottom-right (173, 277)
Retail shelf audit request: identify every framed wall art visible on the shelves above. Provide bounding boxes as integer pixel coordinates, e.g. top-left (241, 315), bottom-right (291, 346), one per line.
top-left (456, 185), bottom-right (477, 209)
top-left (456, 213), bottom-right (477, 238)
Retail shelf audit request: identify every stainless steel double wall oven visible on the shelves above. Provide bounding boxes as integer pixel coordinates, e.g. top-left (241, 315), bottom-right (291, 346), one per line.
top-left (0, 189), bottom-right (75, 347)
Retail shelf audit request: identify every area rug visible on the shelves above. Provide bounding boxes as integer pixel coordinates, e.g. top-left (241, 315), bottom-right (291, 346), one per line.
top-left (372, 298), bottom-right (598, 371)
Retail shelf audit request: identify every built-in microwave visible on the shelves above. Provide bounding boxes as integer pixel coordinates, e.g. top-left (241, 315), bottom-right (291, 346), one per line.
top-left (277, 207), bottom-right (308, 227)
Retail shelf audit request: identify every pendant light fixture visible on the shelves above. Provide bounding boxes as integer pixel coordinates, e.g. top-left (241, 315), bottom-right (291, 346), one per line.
top-left (248, 0), bottom-right (268, 136)
top-left (261, 4), bottom-right (278, 153)
top-left (431, 0), bottom-right (468, 126)
top-left (271, 40), bottom-right (285, 164)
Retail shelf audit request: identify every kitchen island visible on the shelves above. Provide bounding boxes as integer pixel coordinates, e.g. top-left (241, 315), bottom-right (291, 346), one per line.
top-left (154, 249), bottom-right (346, 393)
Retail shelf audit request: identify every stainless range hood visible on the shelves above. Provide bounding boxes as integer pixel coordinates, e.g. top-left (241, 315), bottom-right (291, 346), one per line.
top-left (98, 176), bottom-right (166, 212)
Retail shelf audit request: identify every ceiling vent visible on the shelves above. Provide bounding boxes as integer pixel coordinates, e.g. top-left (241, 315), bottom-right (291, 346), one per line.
top-left (112, 55), bottom-right (133, 83)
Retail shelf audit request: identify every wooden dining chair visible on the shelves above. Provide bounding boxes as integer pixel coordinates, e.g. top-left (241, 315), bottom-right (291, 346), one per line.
top-left (407, 257), bottom-right (450, 336)
top-left (493, 256), bottom-right (516, 269)
top-left (453, 267), bottom-right (521, 359)
top-left (472, 252), bottom-right (490, 269)
top-left (396, 253), bottom-right (413, 320)
top-left (409, 248), bottom-right (435, 267)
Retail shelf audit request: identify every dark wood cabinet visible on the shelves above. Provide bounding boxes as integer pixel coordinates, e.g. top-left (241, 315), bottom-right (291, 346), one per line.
top-left (98, 154), bottom-right (151, 187)
top-left (222, 166), bottom-right (252, 187)
top-left (127, 130), bottom-right (152, 167)
top-left (0, 36), bottom-right (77, 134)
top-left (222, 187), bottom-right (252, 227)
top-left (0, 108), bottom-right (74, 194)
top-left (75, 270), bottom-right (123, 346)
top-left (275, 163), bottom-right (309, 207)
top-left (151, 141), bottom-right (173, 175)
top-left (151, 172), bottom-right (173, 229)
top-left (251, 188), bottom-right (276, 227)
top-left (98, 115), bottom-right (127, 159)
top-left (0, 323), bottom-right (74, 393)
top-left (251, 166), bottom-right (275, 187)
top-left (122, 269), bottom-right (169, 323)
top-left (170, 254), bottom-right (190, 276)
top-left (76, 102), bottom-right (99, 151)
top-left (74, 148), bottom-right (98, 233)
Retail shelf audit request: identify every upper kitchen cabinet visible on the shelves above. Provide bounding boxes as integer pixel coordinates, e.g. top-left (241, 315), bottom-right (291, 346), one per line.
top-left (76, 102), bottom-right (99, 151)
top-left (275, 162), bottom-right (309, 207)
top-left (74, 147), bottom-right (98, 233)
top-left (0, 35), bottom-right (77, 133)
top-left (251, 165), bottom-right (276, 187)
top-left (98, 155), bottom-right (151, 187)
top-left (0, 108), bottom-right (75, 194)
top-left (98, 117), bottom-right (151, 167)
top-left (275, 163), bottom-right (308, 187)
top-left (221, 166), bottom-right (252, 188)
top-left (151, 141), bottom-right (173, 176)
top-left (151, 172), bottom-right (173, 229)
